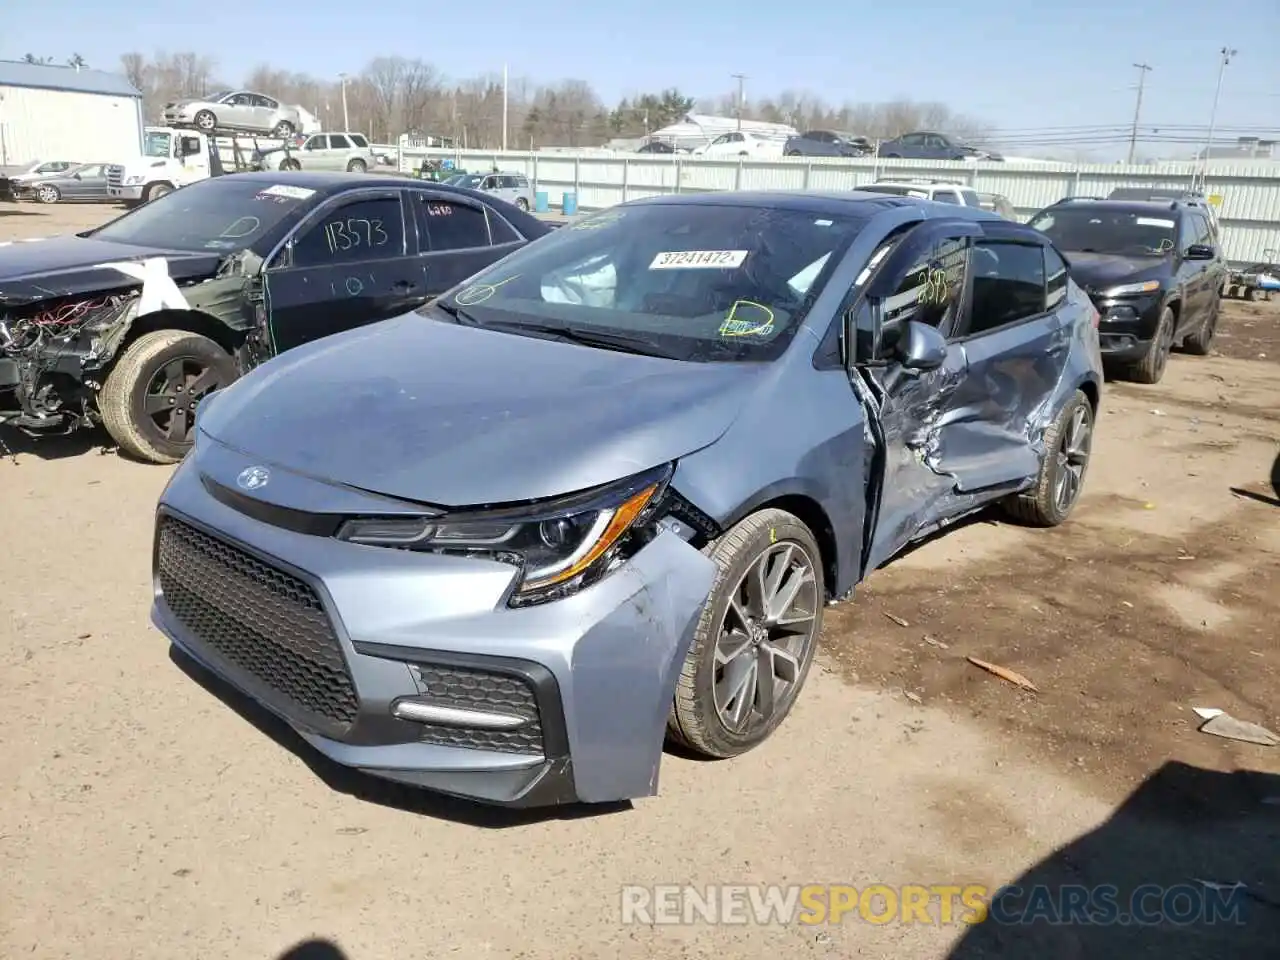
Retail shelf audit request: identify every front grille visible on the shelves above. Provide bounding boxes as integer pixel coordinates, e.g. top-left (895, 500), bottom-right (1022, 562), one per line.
top-left (106, 165), bottom-right (124, 188)
top-left (157, 515), bottom-right (359, 733)
top-left (410, 663), bottom-right (544, 755)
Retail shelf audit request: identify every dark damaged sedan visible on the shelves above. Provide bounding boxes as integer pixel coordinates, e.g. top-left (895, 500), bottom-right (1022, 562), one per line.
top-left (0, 172), bottom-right (550, 462)
top-left (151, 192), bottom-right (1103, 808)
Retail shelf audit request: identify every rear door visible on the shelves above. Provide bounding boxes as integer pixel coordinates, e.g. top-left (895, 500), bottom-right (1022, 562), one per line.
top-left (944, 229), bottom-right (1065, 491)
top-left (327, 134), bottom-right (354, 171)
top-left (263, 188), bottom-right (425, 354)
top-left (408, 190), bottom-right (514, 295)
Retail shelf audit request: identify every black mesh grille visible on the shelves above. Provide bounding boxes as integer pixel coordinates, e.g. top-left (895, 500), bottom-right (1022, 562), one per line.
top-left (157, 515), bottom-right (359, 732)
top-left (410, 664), bottom-right (544, 755)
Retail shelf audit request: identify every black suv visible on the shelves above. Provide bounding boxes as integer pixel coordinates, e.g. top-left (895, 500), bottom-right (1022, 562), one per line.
top-left (1027, 197), bottom-right (1227, 383)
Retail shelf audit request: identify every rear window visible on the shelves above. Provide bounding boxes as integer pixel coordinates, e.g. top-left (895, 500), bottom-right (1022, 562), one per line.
top-left (87, 178), bottom-right (313, 252)
top-left (349, 134), bottom-right (369, 148)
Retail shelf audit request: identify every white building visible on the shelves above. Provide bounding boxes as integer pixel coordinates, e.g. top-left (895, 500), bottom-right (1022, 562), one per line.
top-left (0, 61), bottom-right (143, 169)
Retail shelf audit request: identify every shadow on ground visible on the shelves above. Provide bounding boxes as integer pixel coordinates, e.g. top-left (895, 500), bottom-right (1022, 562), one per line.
top-left (169, 646), bottom-right (631, 827)
top-left (0, 207), bottom-right (42, 218)
top-left (277, 940), bottom-right (348, 959)
top-left (0, 424), bottom-right (114, 462)
top-left (947, 760), bottom-right (1280, 959)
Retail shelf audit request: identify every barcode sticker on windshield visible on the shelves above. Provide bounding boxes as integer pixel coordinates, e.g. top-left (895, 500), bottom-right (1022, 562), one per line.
top-left (259, 184), bottom-right (316, 200)
top-left (1135, 217), bottom-right (1175, 228)
top-left (650, 250), bottom-right (748, 270)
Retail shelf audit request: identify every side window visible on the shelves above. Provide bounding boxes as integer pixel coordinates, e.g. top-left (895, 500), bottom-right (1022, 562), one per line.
top-left (499, 176), bottom-right (518, 189)
top-left (966, 241), bottom-right (1048, 336)
top-left (487, 208), bottom-right (523, 244)
top-left (901, 134), bottom-right (924, 146)
top-left (349, 134), bottom-right (369, 148)
top-left (932, 190), bottom-right (961, 204)
top-left (305, 136), bottom-right (326, 150)
top-left (961, 189), bottom-right (983, 208)
top-left (1189, 212), bottom-right (1212, 248)
top-left (710, 134), bottom-right (730, 146)
top-left (417, 197), bottom-right (491, 251)
top-left (228, 93), bottom-right (251, 106)
top-left (882, 236), bottom-right (970, 333)
top-left (329, 134), bottom-right (352, 150)
top-left (515, 176), bottom-right (529, 188)
top-left (254, 95), bottom-right (279, 109)
top-left (179, 136), bottom-right (202, 158)
top-left (289, 196), bottom-right (405, 267)
top-left (1045, 245), bottom-right (1070, 309)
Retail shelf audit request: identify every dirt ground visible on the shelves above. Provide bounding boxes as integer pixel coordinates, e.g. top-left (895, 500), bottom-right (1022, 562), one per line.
top-left (2, 202), bottom-right (1279, 960)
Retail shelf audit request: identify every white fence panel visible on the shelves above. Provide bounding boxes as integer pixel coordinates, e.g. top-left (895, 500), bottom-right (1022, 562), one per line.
top-left (397, 146), bottom-right (1280, 265)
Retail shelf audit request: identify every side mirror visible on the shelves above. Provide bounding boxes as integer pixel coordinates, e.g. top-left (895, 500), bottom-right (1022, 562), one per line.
top-left (72, 172), bottom-right (82, 180)
top-left (1185, 243), bottom-right (1216, 260)
top-left (897, 320), bottom-right (948, 370)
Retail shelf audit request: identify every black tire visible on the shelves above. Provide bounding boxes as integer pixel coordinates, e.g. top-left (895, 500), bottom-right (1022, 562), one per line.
top-left (1182, 297), bottom-right (1220, 355)
top-left (99, 330), bottom-right (237, 464)
top-left (273, 120), bottom-right (295, 138)
top-left (884, 152), bottom-right (901, 158)
top-left (193, 110), bottom-right (217, 132)
top-left (786, 149), bottom-right (802, 157)
top-left (346, 158), bottom-right (367, 173)
top-left (279, 158), bottom-right (302, 172)
top-left (515, 197), bottom-right (530, 211)
top-left (1002, 390), bottom-right (1094, 527)
top-left (1126, 305), bottom-right (1175, 384)
top-left (667, 508), bottom-right (825, 758)
top-left (35, 184), bottom-right (60, 204)
top-left (737, 151), bottom-right (750, 157)
top-left (143, 181), bottom-right (174, 203)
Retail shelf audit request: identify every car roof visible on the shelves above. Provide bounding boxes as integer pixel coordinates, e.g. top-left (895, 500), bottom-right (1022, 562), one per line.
top-left (1042, 199), bottom-right (1192, 216)
top-left (620, 189), bottom-right (1001, 222)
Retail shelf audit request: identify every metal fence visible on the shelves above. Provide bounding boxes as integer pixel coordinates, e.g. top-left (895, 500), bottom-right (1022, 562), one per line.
top-left (397, 145), bottom-right (1280, 265)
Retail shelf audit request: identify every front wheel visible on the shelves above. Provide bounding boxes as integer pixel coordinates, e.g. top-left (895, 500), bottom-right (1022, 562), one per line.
top-left (143, 181), bottom-right (174, 203)
top-left (1002, 389), bottom-right (1094, 527)
top-left (515, 197), bottom-right (530, 211)
top-left (193, 110), bottom-right (217, 132)
top-left (36, 184), bottom-right (60, 204)
top-left (99, 330), bottom-right (238, 464)
top-left (667, 509), bottom-right (825, 758)
top-left (272, 120), bottom-right (295, 138)
top-left (346, 158), bottom-right (367, 173)
top-left (1127, 305), bottom-right (1175, 384)
top-left (279, 157), bottom-right (302, 172)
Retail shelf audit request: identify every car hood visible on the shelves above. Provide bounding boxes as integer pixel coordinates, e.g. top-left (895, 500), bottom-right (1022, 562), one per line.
top-left (0, 236), bottom-right (227, 306)
top-left (1062, 252), bottom-right (1167, 292)
top-left (197, 314), bottom-right (768, 507)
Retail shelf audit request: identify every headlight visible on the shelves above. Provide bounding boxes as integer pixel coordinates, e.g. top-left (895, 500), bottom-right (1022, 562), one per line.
top-left (335, 463), bottom-right (673, 606)
top-left (1101, 279), bottom-right (1160, 297)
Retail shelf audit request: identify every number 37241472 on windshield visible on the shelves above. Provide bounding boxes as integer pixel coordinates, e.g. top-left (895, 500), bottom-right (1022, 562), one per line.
top-left (323, 218), bottom-right (390, 254)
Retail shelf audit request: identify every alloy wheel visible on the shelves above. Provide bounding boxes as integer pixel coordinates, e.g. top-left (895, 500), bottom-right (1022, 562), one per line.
top-left (1054, 403), bottom-right (1093, 513)
top-left (713, 541), bottom-right (820, 734)
top-left (143, 357), bottom-right (225, 443)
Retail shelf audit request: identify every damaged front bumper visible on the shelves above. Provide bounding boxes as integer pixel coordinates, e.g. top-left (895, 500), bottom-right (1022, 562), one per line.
top-left (150, 441), bottom-right (718, 808)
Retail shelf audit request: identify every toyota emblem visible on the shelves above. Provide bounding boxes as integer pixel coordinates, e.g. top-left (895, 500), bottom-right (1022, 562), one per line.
top-left (236, 466), bottom-right (271, 491)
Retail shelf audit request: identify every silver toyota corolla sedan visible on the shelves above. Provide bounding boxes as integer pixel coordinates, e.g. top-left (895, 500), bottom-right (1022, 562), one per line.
top-left (150, 191), bottom-right (1103, 808)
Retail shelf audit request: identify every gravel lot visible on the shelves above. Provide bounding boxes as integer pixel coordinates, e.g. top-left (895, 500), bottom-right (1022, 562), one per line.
top-left (3, 202), bottom-right (1278, 960)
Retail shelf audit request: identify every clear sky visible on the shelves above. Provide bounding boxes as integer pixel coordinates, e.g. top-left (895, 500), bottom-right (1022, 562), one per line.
top-left (6, 0), bottom-right (1278, 157)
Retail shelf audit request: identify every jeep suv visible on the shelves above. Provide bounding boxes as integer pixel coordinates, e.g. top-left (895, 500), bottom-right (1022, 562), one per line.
top-left (1028, 197), bottom-right (1227, 383)
top-left (857, 179), bottom-right (984, 207)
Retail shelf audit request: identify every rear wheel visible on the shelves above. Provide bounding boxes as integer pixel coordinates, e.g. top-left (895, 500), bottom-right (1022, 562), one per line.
top-left (193, 110), bottom-right (217, 132)
top-left (36, 184), bottom-right (60, 204)
top-left (1127, 305), bottom-right (1175, 384)
top-left (786, 149), bottom-right (802, 156)
top-left (667, 509), bottom-right (824, 758)
top-left (346, 158), bottom-right (367, 173)
top-left (1182, 298), bottom-right (1220, 355)
top-left (99, 330), bottom-right (237, 464)
top-left (279, 157), bottom-right (302, 172)
top-left (1002, 389), bottom-right (1094, 527)
top-left (515, 197), bottom-right (530, 211)
top-left (272, 120), bottom-right (295, 138)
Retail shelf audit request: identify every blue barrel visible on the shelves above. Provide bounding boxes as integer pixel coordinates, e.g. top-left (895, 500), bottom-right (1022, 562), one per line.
top-left (562, 191), bottom-right (578, 216)
top-left (534, 190), bottom-right (549, 213)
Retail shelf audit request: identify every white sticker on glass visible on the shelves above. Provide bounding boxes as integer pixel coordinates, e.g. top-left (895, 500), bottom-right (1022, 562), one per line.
top-left (260, 184), bottom-right (316, 200)
top-left (1135, 217), bottom-right (1175, 228)
top-left (649, 250), bottom-right (748, 270)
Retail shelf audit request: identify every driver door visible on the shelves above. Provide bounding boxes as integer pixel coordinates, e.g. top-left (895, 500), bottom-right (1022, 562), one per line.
top-left (852, 220), bottom-right (984, 573)
top-left (263, 189), bottom-right (424, 355)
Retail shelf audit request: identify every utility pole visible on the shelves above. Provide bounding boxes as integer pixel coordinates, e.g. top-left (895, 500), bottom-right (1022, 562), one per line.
top-left (501, 63), bottom-right (509, 152)
top-left (338, 73), bottom-right (350, 132)
top-left (1199, 46), bottom-right (1237, 189)
top-left (731, 73), bottom-right (747, 131)
top-left (1127, 63), bottom-right (1152, 165)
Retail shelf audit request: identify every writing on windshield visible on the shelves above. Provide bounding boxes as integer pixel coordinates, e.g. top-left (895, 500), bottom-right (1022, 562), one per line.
top-left (1031, 209), bottom-right (1176, 256)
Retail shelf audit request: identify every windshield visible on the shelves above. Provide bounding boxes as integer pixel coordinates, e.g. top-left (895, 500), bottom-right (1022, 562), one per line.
top-left (143, 131), bottom-right (172, 159)
top-left (452, 174), bottom-right (484, 189)
top-left (206, 90), bottom-right (232, 102)
top-left (859, 184), bottom-right (930, 199)
top-left (425, 202), bottom-right (868, 363)
top-left (1029, 207), bottom-right (1176, 257)
top-left (87, 178), bottom-right (314, 252)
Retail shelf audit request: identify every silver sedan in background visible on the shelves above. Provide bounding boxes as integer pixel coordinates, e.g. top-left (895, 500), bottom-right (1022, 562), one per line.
top-left (163, 90), bottom-right (303, 138)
